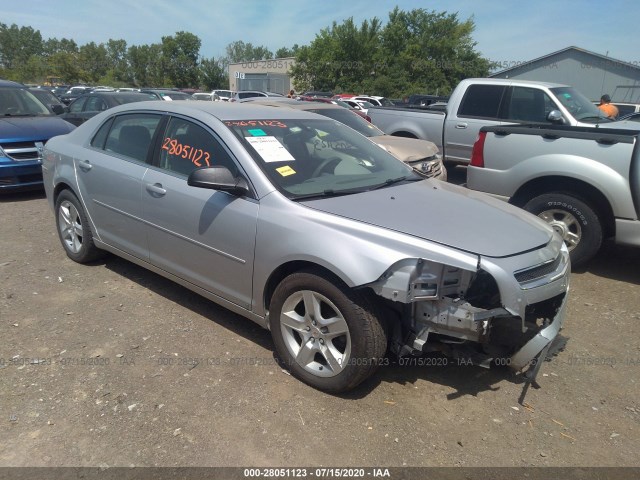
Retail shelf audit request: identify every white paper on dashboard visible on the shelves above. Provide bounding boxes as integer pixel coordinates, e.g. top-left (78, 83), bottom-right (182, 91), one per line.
top-left (245, 136), bottom-right (295, 162)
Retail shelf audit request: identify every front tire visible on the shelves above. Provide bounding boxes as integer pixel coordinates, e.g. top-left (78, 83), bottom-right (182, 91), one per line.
top-left (269, 271), bottom-right (387, 393)
top-left (523, 192), bottom-right (602, 267)
top-left (55, 190), bottom-right (104, 263)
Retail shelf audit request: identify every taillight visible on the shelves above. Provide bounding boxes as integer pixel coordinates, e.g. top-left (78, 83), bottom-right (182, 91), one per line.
top-left (365, 115), bottom-right (371, 123)
top-left (470, 131), bottom-right (486, 168)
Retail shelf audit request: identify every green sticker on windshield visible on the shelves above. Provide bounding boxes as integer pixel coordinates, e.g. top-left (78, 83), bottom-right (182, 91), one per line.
top-left (248, 129), bottom-right (267, 136)
top-left (563, 93), bottom-right (572, 99)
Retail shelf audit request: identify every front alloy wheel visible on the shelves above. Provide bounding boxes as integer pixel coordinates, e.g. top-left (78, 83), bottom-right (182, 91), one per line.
top-left (280, 290), bottom-right (351, 377)
top-left (270, 270), bottom-right (387, 393)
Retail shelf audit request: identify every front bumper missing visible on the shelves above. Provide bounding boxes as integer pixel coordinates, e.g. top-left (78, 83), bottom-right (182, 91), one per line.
top-left (510, 288), bottom-right (568, 371)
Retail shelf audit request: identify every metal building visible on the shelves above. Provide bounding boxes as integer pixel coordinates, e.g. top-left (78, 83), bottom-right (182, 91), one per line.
top-left (228, 57), bottom-right (295, 95)
top-left (489, 46), bottom-right (640, 102)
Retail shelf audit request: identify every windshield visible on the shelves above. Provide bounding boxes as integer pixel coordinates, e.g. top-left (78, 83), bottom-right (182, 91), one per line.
top-left (226, 118), bottom-right (416, 199)
top-left (550, 87), bottom-right (610, 123)
top-left (0, 88), bottom-right (52, 116)
top-left (377, 97), bottom-right (395, 107)
top-left (307, 108), bottom-right (384, 137)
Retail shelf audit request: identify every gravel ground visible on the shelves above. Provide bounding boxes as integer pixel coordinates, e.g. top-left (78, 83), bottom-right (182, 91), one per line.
top-left (1, 189), bottom-right (639, 468)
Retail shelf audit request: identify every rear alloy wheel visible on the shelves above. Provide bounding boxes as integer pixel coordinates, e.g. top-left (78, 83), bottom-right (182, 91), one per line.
top-left (523, 192), bottom-right (602, 267)
top-left (55, 190), bottom-right (103, 263)
top-left (269, 271), bottom-right (387, 393)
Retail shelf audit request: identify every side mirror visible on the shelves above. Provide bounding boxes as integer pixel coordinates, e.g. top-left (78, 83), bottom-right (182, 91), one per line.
top-left (547, 110), bottom-right (566, 125)
top-left (51, 104), bottom-right (66, 115)
top-left (187, 166), bottom-right (249, 196)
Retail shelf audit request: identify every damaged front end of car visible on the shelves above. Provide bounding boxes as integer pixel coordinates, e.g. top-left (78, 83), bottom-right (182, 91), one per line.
top-left (367, 234), bottom-right (570, 395)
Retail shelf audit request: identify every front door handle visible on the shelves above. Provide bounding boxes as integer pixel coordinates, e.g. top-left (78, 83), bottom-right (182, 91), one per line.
top-left (145, 183), bottom-right (166, 196)
top-left (455, 123), bottom-right (468, 129)
top-left (78, 159), bottom-right (92, 171)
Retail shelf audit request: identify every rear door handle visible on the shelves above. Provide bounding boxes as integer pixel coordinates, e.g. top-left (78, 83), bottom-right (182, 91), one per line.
top-left (145, 183), bottom-right (166, 196)
top-left (455, 123), bottom-right (468, 129)
top-left (78, 159), bottom-right (92, 171)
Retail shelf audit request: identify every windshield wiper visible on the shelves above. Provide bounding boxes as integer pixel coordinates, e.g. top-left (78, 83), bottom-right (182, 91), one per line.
top-left (579, 115), bottom-right (610, 122)
top-left (292, 189), bottom-right (360, 201)
top-left (368, 175), bottom-right (421, 191)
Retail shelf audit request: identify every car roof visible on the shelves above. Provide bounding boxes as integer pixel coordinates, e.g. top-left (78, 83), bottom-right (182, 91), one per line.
top-left (0, 79), bottom-right (25, 88)
top-left (249, 99), bottom-right (342, 112)
top-left (101, 100), bottom-right (329, 122)
top-left (459, 77), bottom-right (569, 89)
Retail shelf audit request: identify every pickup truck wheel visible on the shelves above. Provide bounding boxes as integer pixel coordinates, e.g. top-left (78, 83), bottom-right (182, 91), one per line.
top-left (523, 193), bottom-right (602, 267)
top-left (55, 190), bottom-right (104, 263)
top-left (269, 271), bottom-right (387, 393)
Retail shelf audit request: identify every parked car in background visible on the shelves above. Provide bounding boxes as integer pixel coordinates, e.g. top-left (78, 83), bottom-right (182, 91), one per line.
top-left (0, 79), bottom-right (75, 191)
top-left (42, 100), bottom-right (569, 393)
top-left (59, 86), bottom-right (93, 105)
top-left (192, 92), bottom-right (218, 101)
top-left (140, 89), bottom-right (193, 101)
top-left (212, 89), bottom-right (234, 101)
top-left (343, 99), bottom-right (374, 115)
top-left (61, 91), bottom-right (156, 126)
top-left (230, 90), bottom-right (284, 102)
top-left (352, 95), bottom-right (395, 107)
top-left (296, 96), bottom-right (371, 121)
top-left (28, 87), bottom-right (68, 114)
top-left (406, 94), bottom-right (449, 108)
top-left (301, 91), bottom-right (333, 98)
top-left (249, 98), bottom-right (447, 180)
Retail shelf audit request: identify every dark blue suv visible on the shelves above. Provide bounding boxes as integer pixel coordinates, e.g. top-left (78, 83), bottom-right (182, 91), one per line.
top-left (1, 79), bottom-right (75, 191)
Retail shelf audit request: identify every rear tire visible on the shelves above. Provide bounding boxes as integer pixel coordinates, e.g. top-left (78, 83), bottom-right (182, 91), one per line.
top-left (55, 190), bottom-right (104, 263)
top-left (523, 193), bottom-right (602, 267)
top-left (269, 270), bottom-right (387, 393)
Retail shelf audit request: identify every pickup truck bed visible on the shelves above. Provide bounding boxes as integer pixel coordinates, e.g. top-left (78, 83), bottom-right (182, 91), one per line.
top-left (467, 124), bottom-right (640, 266)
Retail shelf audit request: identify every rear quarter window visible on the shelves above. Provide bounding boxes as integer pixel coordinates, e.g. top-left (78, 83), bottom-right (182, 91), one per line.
top-left (457, 84), bottom-right (507, 119)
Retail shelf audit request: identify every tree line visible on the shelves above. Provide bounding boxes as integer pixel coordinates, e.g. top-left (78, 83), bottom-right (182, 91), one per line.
top-left (0, 7), bottom-right (491, 97)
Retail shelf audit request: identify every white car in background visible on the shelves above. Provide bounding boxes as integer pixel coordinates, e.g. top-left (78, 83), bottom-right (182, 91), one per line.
top-left (212, 89), bottom-right (234, 101)
top-left (353, 95), bottom-right (395, 107)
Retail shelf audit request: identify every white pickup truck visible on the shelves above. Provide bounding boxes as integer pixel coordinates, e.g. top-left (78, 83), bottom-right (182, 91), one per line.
top-left (369, 78), bottom-right (612, 164)
top-left (467, 122), bottom-right (640, 266)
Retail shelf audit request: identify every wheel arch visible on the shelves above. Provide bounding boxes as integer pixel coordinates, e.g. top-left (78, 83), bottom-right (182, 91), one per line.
top-left (510, 176), bottom-right (615, 239)
top-left (262, 260), bottom-right (365, 314)
top-left (53, 181), bottom-right (78, 202)
top-left (391, 131), bottom-right (418, 139)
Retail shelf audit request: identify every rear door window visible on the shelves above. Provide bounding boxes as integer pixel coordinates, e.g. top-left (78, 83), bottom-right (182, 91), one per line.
top-left (102, 114), bottom-right (163, 163)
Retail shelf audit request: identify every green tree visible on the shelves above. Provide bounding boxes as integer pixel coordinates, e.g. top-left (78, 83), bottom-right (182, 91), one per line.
top-left (161, 31), bottom-right (201, 87)
top-left (199, 57), bottom-right (228, 90)
top-left (275, 44), bottom-right (299, 58)
top-left (225, 40), bottom-right (272, 63)
top-left (377, 7), bottom-right (491, 96)
top-left (49, 51), bottom-right (82, 84)
top-left (0, 23), bottom-right (43, 70)
top-left (290, 17), bottom-right (381, 92)
top-left (79, 42), bottom-right (109, 83)
top-left (128, 43), bottom-right (164, 87)
top-left (106, 39), bottom-right (129, 83)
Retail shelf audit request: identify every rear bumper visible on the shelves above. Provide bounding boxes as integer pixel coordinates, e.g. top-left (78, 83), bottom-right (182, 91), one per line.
top-left (0, 160), bottom-right (43, 191)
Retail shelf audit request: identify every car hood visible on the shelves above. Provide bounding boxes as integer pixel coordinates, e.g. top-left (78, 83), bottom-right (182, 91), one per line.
top-left (369, 135), bottom-right (439, 163)
top-left (301, 180), bottom-right (554, 258)
top-left (0, 116), bottom-right (75, 140)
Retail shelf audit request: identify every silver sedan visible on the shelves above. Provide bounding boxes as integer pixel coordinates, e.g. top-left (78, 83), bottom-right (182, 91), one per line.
top-left (43, 101), bottom-right (570, 393)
